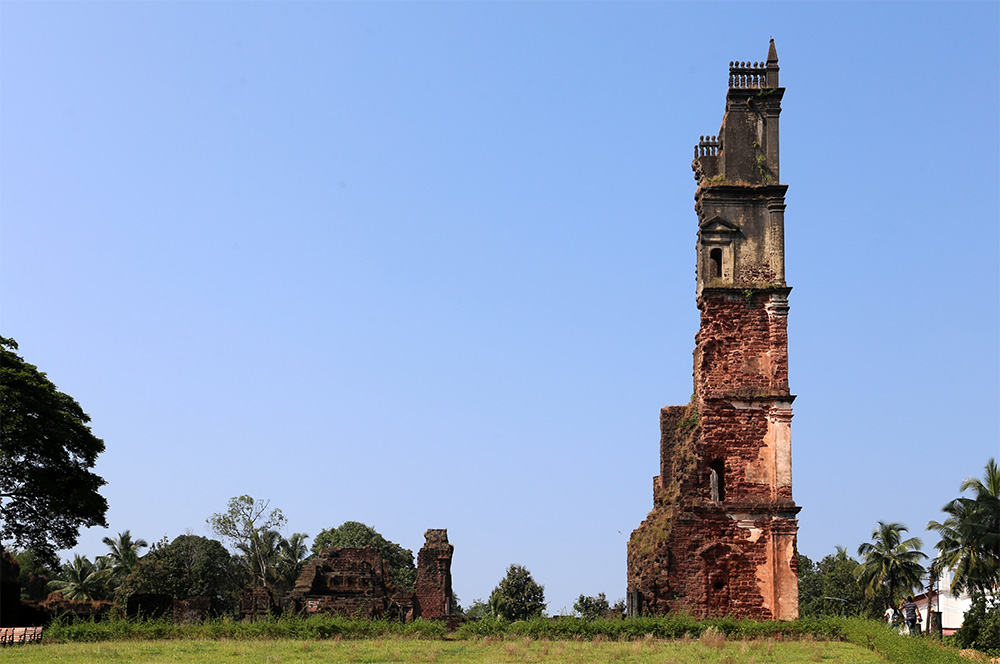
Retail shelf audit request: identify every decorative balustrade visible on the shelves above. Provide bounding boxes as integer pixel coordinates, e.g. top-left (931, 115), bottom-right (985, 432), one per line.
top-left (695, 135), bottom-right (719, 158)
top-left (728, 61), bottom-right (767, 89)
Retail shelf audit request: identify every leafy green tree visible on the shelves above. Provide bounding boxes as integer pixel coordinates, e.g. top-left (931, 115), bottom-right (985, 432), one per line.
top-left (463, 597), bottom-right (491, 620)
top-left (927, 458), bottom-right (1000, 596)
top-left (12, 547), bottom-right (56, 600)
top-left (208, 495), bottom-right (286, 589)
top-left (0, 337), bottom-right (108, 565)
top-left (47, 554), bottom-right (111, 601)
top-left (119, 535), bottom-right (240, 609)
top-left (797, 553), bottom-right (821, 612)
top-left (855, 521), bottom-right (927, 608)
top-left (101, 530), bottom-right (148, 586)
top-left (799, 548), bottom-right (880, 618)
top-left (235, 527), bottom-right (283, 590)
top-left (489, 564), bottom-right (546, 621)
top-left (312, 521), bottom-right (416, 590)
top-left (574, 592), bottom-right (611, 621)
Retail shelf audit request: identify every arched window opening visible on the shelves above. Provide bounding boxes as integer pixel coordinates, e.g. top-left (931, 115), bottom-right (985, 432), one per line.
top-left (709, 459), bottom-right (726, 502)
top-left (709, 248), bottom-right (723, 279)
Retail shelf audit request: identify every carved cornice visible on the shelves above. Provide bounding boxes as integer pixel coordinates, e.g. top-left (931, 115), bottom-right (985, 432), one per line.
top-left (696, 183), bottom-right (788, 201)
top-left (699, 286), bottom-right (792, 297)
top-left (700, 393), bottom-right (797, 405)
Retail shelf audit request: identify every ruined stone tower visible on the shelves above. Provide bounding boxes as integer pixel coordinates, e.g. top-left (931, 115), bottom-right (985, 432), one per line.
top-left (627, 40), bottom-right (799, 620)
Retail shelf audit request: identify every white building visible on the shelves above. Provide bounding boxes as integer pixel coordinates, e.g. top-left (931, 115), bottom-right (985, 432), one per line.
top-left (914, 569), bottom-right (989, 636)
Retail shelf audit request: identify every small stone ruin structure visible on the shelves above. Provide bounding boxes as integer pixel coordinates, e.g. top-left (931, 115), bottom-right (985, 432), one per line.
top-left (283, 546), bottom-right (412, 619)
top-left (283, 529), bottom-right (454, 621)
top-left (627, 40), bottom-right (800, 620)
top-left (238, 587), bottom-right (276, 622)
top-left (173, 596), bottom-right (226, 624)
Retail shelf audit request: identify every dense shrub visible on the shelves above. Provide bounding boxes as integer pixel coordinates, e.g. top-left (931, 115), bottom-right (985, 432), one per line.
top-left (402, 619), bottom-right (447, 639)
top-left (45, 614), bottom-right (419, 643)
top-left (46, 615), bottom-right (179, 642)
top-left (455, 616), bottom-right (506, 638)
top-left (42, 612), bottom-right (968, 663)
top-left (948, 594), bottom-right (1000, 656)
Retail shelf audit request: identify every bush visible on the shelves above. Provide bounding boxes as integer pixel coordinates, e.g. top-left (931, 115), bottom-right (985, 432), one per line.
top-left (46, 614), bottom-right (178, 642)
top-left (950, 594), bottom-right (1000, 656)
top-left (45, 614), bottom-right (428, 642)
top-left (573, 593), bottom-right (611, 621)
top-left (489, 564), bottom-right (546, 622)
top-left (403, 619), bottom-right (447, 639)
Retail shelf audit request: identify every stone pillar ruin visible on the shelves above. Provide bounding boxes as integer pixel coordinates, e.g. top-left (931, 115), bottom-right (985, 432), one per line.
top-left (415, 529), bottom-right (454, 619)
top-left (627, 39), bottom-right (800, 620)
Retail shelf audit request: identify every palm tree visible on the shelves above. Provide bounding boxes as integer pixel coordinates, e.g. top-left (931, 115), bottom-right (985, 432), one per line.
top-left (927, 458), bottom-right (1000, 596)
top-left (101, 530), bottom-right (148, 584)
top-left (277, 532), bottom-right (310, 591)
top-left (47, 554), bottom-right (111, 601)
top-left (855, 521), bottom-right (927, 607)
top-left (237, 528), bottom-right (283, 589)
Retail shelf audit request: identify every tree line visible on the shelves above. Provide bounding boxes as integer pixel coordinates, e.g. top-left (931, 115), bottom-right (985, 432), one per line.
top-left (10, 489), bottom-right (559, 622)
top-left (798, 459), bottom-right (999, 652)
top-left (10, 506), bottom-right (423, 611)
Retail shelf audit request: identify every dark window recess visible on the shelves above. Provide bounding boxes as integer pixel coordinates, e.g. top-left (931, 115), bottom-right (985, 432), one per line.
top-left (709, 460), bottom-right (726, 501)
top-left (709, 248), bottom-right (723, 278)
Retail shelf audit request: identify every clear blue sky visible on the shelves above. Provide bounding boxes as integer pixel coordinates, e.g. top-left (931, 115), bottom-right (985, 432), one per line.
top-left (2, 2), bottom-right (997, 613)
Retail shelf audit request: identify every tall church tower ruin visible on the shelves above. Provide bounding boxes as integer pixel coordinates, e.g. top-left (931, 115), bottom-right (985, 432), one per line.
top-left (627, 40), bottom-right (799, 620)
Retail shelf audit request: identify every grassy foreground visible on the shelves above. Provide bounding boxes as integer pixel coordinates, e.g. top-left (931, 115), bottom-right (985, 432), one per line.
top-left (9, 636), bottom-right (887, 664)
top-left (15, 616), bottom-right (968, 664)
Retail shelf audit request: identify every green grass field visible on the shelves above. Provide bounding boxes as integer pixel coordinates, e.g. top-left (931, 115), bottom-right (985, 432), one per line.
top-left (9, 636), bottom-right (889, 664)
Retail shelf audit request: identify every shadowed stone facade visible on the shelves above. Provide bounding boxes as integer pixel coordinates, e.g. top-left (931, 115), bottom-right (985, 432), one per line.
top-left (283, 545), bottom-right (413, 619)
top-left (627, 40), bottom-right (800, 620)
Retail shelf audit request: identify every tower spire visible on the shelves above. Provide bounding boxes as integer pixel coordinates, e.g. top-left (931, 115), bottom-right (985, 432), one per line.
top-left (766, 38), bottom-right (780, 88)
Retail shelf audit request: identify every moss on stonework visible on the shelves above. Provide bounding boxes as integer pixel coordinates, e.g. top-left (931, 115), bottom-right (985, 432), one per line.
top-left (629, 401), bottom-right (701, 571)
top-left (677, 406), bottom-right (700, 432)
top-left (668, 402), bottom-right (700, 498)
top-left (630, 498), bottom-right (674, 561)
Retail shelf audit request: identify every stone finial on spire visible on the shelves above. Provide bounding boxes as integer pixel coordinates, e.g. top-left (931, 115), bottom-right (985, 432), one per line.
top-left (766, 38), bottom-right (779, 87)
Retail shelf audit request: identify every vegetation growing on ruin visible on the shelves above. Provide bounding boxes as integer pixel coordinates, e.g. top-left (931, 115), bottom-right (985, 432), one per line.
top-left (669, 403), bottom-right (700, 491)
top-left (628, 403), bottom-right (699, 563)
top-left (677, 406), bottom-right (699, 433)
top-left (629, 505), bottom-right (675, 565)
top-left (311, 521), bottom-right (417, 591)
